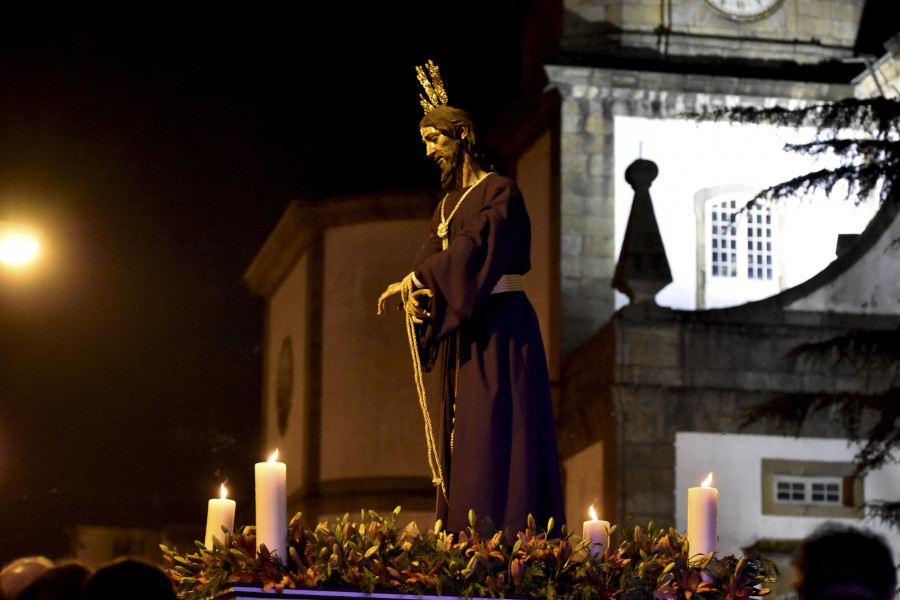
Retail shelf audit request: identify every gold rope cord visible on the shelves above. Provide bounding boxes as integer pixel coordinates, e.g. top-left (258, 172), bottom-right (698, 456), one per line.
top-left (451, 332), bottom-right (459, 455)
top-left (439, 172), bottom-right (494, 250)
top-left (403, 175), bottom-right (492, 505)
top-left (403, 276), bottom-right (449, 504)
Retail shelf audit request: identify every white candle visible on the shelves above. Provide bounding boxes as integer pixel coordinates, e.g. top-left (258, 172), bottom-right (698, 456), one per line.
top-left (204, 483), bottom-right (236, 549)
top-left (582, 505), bottom-right (610, 557)
top-left (687, 472), bottom-right (718, 558)
top-left (255, 449), bottom-right (287, 562)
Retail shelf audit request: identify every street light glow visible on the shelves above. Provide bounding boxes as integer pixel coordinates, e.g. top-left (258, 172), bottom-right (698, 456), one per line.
top-left (0, 225), bottom-right (41, 266)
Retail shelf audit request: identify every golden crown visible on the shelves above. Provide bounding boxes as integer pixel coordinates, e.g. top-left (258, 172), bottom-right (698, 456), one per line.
top-left (416, 60), bottom-right (448, 114)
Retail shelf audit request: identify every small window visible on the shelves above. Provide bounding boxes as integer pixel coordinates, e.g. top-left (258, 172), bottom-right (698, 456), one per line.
top-left (774, 476), bottom-right (842, 506)
top-left (762, 459), bottom-right (863, 519)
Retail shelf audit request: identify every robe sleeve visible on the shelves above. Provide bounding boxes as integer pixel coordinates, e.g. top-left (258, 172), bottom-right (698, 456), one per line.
top-left (412, 178), bottom-right (529, 349)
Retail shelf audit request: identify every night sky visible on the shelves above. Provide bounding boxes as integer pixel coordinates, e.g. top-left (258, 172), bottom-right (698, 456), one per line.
top-left (0, 2), bottom-right (524, 562)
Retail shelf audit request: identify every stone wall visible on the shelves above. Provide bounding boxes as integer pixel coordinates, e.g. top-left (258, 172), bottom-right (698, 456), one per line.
top-left (559, 300), bottom-right (900, 528)
top-left (564, 0), bottom-right (864, 63)
top-left (246, 192), bottom-right (443, 528)
top-left (853, 51), bottom-right (900, 99)
top-left (546, 64), bottom-right (851, 353)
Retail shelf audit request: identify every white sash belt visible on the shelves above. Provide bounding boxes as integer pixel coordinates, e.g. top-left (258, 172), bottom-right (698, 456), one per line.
top-left (490, 274), bottom-right (525, 294)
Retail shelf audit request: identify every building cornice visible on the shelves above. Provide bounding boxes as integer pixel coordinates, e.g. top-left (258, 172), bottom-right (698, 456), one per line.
top-left (244, 190), bottom-right (440, 298)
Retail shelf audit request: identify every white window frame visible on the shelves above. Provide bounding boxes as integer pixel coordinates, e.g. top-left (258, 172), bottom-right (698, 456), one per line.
top-left (773, 475), bottom-right (843, 507)
top-left (708, 197), bottom-right (778, 282)
top-left (761, 458), bottom-right (863, 519)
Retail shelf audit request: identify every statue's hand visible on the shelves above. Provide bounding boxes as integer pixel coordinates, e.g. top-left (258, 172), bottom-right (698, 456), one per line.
top-left (377, 281), bottom-right (405, 315)
top-left (405, 288), bottom-right (433, 324)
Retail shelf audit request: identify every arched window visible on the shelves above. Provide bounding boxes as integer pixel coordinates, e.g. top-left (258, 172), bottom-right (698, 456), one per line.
top-left (709, 197), bottom-right (739, 278)
top-left (708, 196), bottom-right (777, 281)
top-left (745, 204), bottom-right (775, 281)
top-left (696, 187), bottom-right (781, 308)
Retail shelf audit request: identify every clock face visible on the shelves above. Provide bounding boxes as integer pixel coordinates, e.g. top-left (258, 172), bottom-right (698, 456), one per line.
top-left (703, 0), bottom-right (785, 20)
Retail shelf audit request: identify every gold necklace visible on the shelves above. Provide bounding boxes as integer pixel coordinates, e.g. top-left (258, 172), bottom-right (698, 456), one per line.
top-left (438, 172), bottom-right (494, 249)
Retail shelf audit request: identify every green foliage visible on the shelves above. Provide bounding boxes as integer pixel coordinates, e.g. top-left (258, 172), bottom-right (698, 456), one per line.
top-left (785, 328), bottom-right (900, 371)
top-left (739, 327), bottom-right (900, 479)
top-left (691, 97), bottom-right (900, 209)
top-left (706, 95), bottom-right (900, 528)
top-left (160, 508), bottom-right (776, 600)
top-left (740, 389), bottom-right (900, 472)
top-left (739, 328), bottom-right (900, 519)
top-left (866, 500), bottom-right (900, 529)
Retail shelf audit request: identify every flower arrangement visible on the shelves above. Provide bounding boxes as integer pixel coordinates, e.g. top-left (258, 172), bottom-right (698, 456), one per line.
top-left (160, 507), bottom-right (776, 600)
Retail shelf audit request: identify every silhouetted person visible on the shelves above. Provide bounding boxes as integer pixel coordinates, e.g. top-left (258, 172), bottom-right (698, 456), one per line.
top-left (81, 557), bottom-right (175, 600)
top-left (0, 556), bottom-right (54, 600)
top-left (793, 523), bottom-right (897, 600)
top-left (16, 561), bottom-right (92, 600)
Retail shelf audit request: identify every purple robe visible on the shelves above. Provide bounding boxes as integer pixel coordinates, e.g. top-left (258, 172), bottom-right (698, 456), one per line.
top-left (412, 174), bottom-right (566, 539)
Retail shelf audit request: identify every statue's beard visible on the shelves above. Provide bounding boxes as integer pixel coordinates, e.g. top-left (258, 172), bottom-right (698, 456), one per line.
top-left (435, 139), bottom-right (463, 191)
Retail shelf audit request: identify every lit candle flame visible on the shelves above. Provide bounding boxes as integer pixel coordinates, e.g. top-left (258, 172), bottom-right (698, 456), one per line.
top-left (220, 483), bottom-right (228, 500)
top-left (267, 449), bottom-right (279, 462)
top-left (589, 505), bottom-right (598, 521)
top-left (701, 472), bottom-right (714, 488)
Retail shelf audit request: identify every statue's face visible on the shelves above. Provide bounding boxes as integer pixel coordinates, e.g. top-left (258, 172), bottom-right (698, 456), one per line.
top-left (421, 125), bottom-right (463, 190)
top-left (421, 126), bottom-right (456, 167)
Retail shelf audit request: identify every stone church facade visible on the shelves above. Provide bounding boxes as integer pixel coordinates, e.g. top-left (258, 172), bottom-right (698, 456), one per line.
top-left (551, 0), bottom-right (900, 588)
top-left (549, 0), bottom-right (873, 354)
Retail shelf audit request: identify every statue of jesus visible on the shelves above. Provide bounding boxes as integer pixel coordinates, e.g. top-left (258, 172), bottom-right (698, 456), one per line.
top-left (378, 61), bottom-right (565, 540)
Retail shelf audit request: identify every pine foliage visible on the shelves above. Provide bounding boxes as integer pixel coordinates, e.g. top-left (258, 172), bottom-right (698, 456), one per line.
top-left (740, 388), bottom-right (900, 473)
top-left (712, 97), bottom-right (900, 526)
top-left (694, 97), bottom-right (900, 208)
